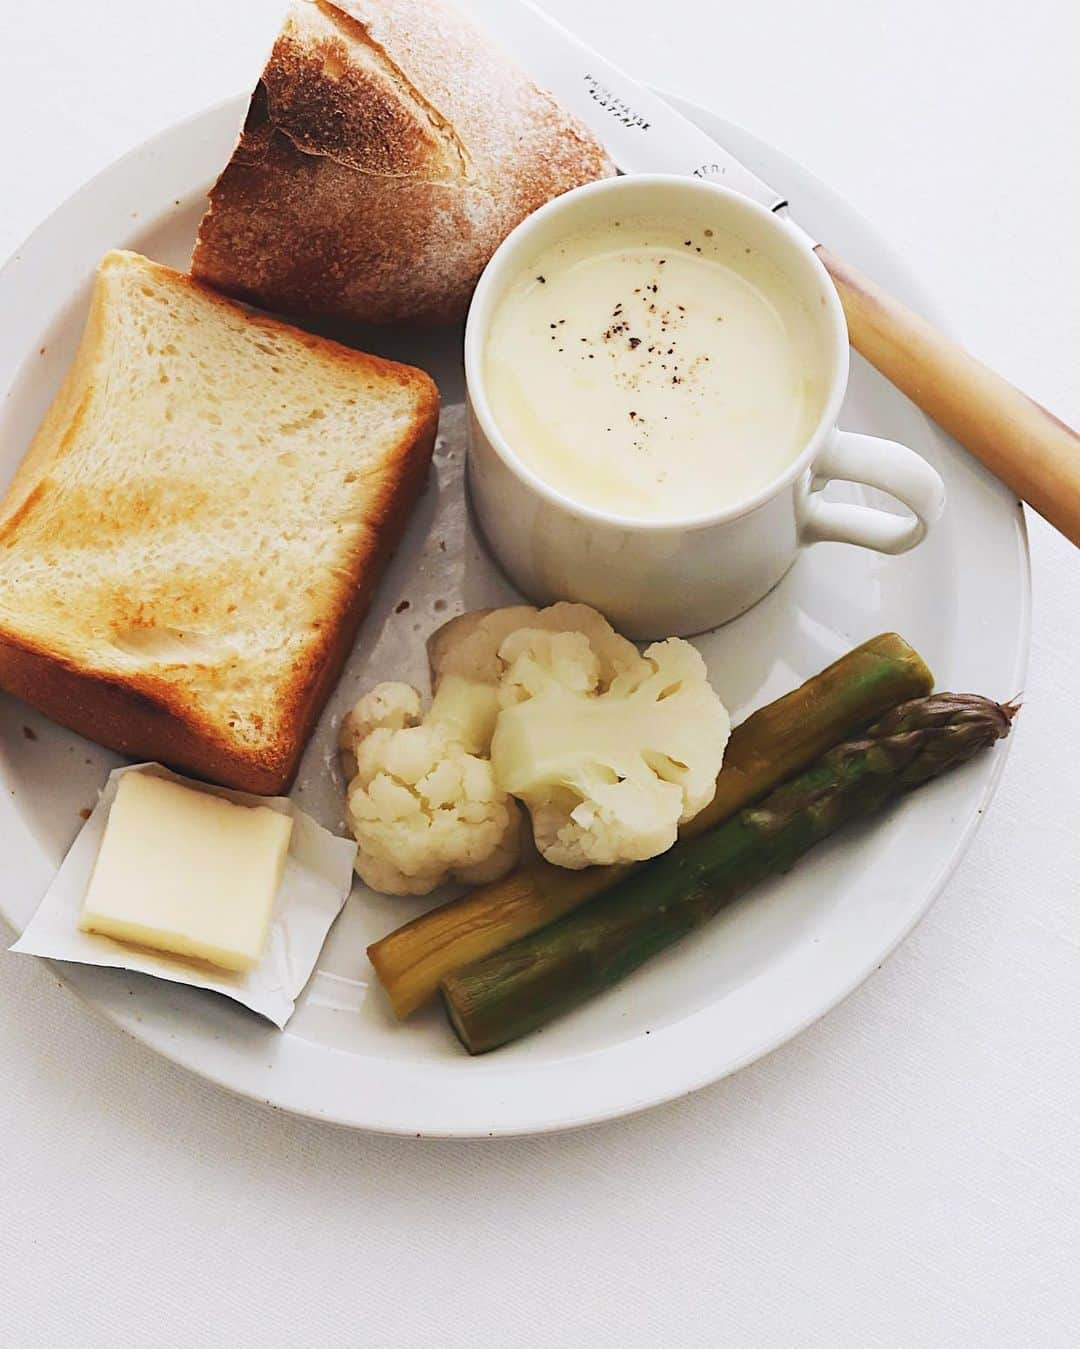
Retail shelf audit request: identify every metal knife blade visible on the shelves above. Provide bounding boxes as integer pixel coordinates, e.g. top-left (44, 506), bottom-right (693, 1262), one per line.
top-left (463, 0), bottom-right (789, 213)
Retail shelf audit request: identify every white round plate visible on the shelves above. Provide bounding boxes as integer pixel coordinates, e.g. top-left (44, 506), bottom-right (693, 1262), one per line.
top-left (0, 96), bottom-right (1029, 1137)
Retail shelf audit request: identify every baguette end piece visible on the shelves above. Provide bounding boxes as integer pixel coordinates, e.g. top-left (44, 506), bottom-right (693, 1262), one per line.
top-left (191, 0), bottom-right (616, 326)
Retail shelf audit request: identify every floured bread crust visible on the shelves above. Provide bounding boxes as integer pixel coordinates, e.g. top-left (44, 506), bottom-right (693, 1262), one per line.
top-left (191, 0), bottom-right (615, 325)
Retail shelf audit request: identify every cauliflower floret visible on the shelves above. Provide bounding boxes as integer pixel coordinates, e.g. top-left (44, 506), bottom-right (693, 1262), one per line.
top-left (496, 629), bottom-right (603, 706)
top-left (428, 606), bottom-right (541, 686)
top-left (428, 602), bottom-right (641, 694)
top-left (490, 634), bottom-right (730, 869)
top-left (339, 682), bottom-right (520, 896)
top-left (346, 603), bottom-right (728, 883)
top-left (338, 682), bottom-right (422, 779)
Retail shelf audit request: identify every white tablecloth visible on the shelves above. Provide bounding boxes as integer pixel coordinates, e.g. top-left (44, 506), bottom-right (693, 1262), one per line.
top-left (2, 2), bottom-right (1078, 1345)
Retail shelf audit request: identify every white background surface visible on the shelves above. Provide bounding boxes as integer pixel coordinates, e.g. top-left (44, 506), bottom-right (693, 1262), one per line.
top-left (1, 1), bottom-right (1078, 1345)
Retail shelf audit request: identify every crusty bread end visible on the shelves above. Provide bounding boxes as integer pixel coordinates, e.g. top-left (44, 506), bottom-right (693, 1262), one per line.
top-left (192, 0), bottom-right (615, 325)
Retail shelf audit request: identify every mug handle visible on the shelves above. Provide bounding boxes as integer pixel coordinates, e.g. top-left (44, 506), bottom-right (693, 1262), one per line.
top-left (799, 430), bottom-right (946, 554)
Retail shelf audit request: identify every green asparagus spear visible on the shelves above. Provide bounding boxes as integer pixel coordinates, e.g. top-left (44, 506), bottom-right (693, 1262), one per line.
top-left (371, 633), bottom-right (933, 1017)
top-left (442, 695), bottom-right (1015, 1054)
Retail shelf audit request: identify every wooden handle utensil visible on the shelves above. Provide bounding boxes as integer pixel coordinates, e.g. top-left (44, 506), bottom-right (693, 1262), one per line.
top-left (817, 245), bottom-right (1080, 545)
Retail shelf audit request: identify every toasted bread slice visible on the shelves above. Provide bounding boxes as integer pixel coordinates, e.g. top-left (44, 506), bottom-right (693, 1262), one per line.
top-left (0, 250), bottom-right (439, 793)
top-left (191, 0), bottom-right (614, 325)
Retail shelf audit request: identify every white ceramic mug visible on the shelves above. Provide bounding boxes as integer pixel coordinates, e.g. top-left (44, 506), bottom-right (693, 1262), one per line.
top-left (464, 175), bottom-right (945, 639)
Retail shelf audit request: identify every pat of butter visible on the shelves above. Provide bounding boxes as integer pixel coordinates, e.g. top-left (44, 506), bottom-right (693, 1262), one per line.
top-left (78, 773), bottom-right (293, 972)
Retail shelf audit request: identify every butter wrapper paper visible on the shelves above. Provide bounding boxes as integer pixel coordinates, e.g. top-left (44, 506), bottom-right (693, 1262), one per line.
top-left (11, 763), bottom-right (357, 1028)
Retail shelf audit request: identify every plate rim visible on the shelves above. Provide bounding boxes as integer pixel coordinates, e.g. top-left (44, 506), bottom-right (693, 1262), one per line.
top-left (0, 91), bottom-right (1031, 1138)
